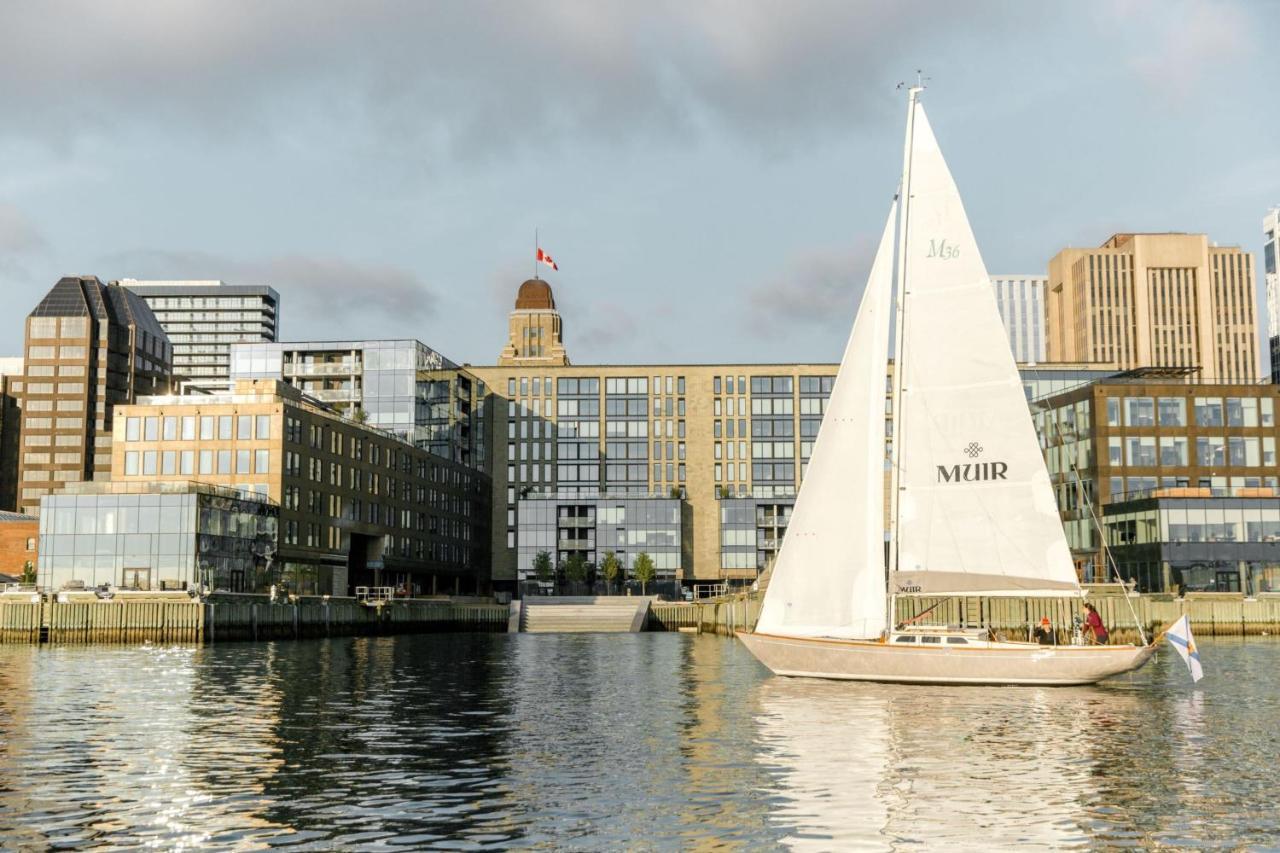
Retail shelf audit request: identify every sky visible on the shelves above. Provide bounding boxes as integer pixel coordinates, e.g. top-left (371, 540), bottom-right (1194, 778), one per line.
top-left (1, 0), bottom-right (1277, 368)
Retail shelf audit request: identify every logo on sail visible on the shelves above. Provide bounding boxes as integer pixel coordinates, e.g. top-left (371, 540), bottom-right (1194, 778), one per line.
top-left (937, 441), bottom-right (1008, 483)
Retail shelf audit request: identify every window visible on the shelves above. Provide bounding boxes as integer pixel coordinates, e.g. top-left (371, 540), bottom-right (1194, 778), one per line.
top-left (180, 450), bottom-right (194, 475)
top-left (237, 415), bottom-right (252, 440)
top-left (144, 417), bottom-right (159, 441)
top-left (163, 417), bottom-right (178, 441)
top-left (142, 451), bottom-right (157, 476)
top-left (217, 450), bottom-right (232, 474)
top-left (256, 415), bottom-right (271, 440)
top-left (237, 450), bottom-right (251, 474)
top-left (124, 451), bottom-right (139, 476)
top-left (200, 416), bottom-right (215, 440)
top-left (218, 416), bottom-right (232, 439)
top-left (1195, 397), bottom-right (1224, 427)
top-left (1157, 397), bottom-right (1185, 427)
top-left (161, 451), bottom-right (176, 475)
top-left (125, 417), bottom-right (140, 442)
top-left (1105, 398), bottom-right (1120, 427)
top-left (894, 635), bottom-right (916, 643)
top-left (199, 450), bottom-right (213, 475)
top-left (1125, 397), bottom-right (1154, 427)
top-left (1126, 437), bottom-right (1155, 467)
top-left (1158, 437), bottom-right (1188, 466)
top-left (181, 416), bottom-right (196, 441)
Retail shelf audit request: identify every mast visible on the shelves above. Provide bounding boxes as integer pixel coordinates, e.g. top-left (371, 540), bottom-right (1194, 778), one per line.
top-left (886, 79), bottom-right (923, 632)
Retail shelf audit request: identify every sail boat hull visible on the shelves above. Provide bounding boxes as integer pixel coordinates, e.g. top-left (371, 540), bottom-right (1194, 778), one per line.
top-left (738, 631), bottom-right (1157, 686)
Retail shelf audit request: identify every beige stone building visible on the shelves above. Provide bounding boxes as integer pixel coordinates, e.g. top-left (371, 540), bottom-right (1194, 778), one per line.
top-left (472, 279), bottom-right (859, 589)
top-left (1046, 233), bottom-right (1258, 382)
top-left (109, 379), bottom-right (490, 595)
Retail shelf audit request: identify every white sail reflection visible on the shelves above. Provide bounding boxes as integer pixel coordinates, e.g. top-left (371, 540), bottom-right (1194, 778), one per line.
top-left (755, 680), bottom-right (1151, 849)
top-left (755, 678), bottom-right (892, 850)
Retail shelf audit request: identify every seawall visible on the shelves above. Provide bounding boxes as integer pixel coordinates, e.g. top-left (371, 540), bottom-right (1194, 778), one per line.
top-left (0, 593), bottom-right (508, 645)
top-left (649, 592), bottom-right (1280, 643)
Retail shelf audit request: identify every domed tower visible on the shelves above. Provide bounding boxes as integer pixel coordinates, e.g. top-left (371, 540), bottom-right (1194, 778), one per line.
top-left (498, 277), bottom-right (570, 365)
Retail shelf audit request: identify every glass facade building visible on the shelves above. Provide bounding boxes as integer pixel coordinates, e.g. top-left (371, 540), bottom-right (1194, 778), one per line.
top-left (719, 498), bottom-right (793, 576)
top-left (1035, 378), bottom-right (1280, 584)
top-left (37, 481), bottom-right (277, 593)
top-left (121, 280), bottom-right (279, 389)
top-left (1103, 496), bottom-right (1280, 595)
top-left (515, 496), bottom-right (682, 582)
top-left (230, 340), bottom-right (485, 468)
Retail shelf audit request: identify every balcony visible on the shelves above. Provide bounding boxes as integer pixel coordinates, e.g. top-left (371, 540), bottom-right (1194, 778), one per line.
top-left (287, 362), bottom-right (360, 377)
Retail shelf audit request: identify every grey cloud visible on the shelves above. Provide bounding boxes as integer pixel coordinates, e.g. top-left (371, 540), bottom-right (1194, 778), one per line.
top-left (0, 1), bottom-right (1040, 161)
top-left (102, 249), bottom-right (437, 340)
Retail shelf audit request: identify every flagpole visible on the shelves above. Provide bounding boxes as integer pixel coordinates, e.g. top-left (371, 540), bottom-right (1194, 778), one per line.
top-left (535, 227), bottom-right (539, 280)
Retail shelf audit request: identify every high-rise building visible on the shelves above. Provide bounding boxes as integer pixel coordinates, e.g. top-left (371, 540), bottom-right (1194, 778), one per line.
top-left (1046, 233), bottom-right (1258, 382)
top-left (991, 275), bottom-right (1047, 363)
top-left (16, 276), bottom-right (172, 514)
top-left (120, 280), bottom-right (279, 389)
top-left (228, 339), bottom-right (486, 468)
top-left (1264, 209), bottom-right (1279, 383)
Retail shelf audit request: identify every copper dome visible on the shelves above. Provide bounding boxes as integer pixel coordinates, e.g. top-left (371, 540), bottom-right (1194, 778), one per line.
top-left (515, 278), bottom-right (556, 310)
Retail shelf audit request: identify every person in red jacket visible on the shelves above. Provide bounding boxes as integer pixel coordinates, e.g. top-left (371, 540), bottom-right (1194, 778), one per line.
top-left (1083, 603), bottom-right (1109, 645)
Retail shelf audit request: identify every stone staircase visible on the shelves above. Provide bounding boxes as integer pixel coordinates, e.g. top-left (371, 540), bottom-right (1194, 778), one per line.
top-left (515, 596), bottom-right (653, 633)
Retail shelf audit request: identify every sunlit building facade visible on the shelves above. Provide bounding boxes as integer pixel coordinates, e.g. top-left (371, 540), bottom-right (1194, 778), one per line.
top-left (1034, 375), bottom-right (1280, 590)
top-left (16, 276), bottom-right (173, 514)
top-left (1046, 233), bottom-right (1258, 382)
top-left (1265, 209), bottom-right (1279, 383)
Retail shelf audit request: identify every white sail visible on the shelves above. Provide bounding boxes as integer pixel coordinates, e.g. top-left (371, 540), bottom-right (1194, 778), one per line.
top-left (891, 103), bottom-right (1078, 596)
top-left (755, 202), bottom-right (896, 639)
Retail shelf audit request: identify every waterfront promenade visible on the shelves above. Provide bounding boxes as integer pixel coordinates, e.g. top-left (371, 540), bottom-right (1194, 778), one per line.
top-left (3, 588), bottom-right (1280, 644)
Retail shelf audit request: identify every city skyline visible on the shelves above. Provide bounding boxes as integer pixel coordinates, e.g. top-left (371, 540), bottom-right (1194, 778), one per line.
top-left (1, 2), bottom-right (1278, 370)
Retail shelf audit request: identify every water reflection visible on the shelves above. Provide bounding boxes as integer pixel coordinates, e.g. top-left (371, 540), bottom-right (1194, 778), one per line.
top-left (0, 635), bottom-right (1278, 848)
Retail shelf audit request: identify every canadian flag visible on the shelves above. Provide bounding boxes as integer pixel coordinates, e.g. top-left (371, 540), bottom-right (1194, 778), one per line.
top-left (536, 247), bottom-right (559, 271)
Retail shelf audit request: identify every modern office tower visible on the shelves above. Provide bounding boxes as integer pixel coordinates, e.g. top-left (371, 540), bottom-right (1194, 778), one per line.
top-left (16, 276), bottom-right (172, 514)
top-left (107, 378), bottom-right (491, 596)
top-left (1034, 374), bottom-right (1280, 592)
top-left (497, 278), bottom-right (570, 366)
top-left (1265, 209), bottom-right (1279, 383)
top-left (991, 275), bottom-right (1047, 363)
top-left (1046, 233), bottom-right (1258, 382)
top-left (120, 280), bottom-right (279, 389)
top-left (229, 339), bottom-right (486, 468)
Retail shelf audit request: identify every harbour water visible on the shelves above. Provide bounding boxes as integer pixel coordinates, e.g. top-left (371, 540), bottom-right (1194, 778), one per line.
top-left (0, 633), bottom-right (1276, 850)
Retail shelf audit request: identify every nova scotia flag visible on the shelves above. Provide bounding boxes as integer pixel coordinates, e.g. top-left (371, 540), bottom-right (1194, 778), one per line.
top-left (1167, 615), bottom-right (1204, 683)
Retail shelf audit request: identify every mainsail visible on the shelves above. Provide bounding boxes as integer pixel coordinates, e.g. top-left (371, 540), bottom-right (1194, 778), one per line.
top-left (755, 203), bottom-right (897, 639)
top-left (891, 103), bottom-right (1078, 596)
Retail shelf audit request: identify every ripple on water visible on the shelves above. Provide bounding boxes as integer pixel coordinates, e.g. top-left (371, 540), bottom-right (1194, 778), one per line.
top-left (0, 634), bottom-right (1278, 849)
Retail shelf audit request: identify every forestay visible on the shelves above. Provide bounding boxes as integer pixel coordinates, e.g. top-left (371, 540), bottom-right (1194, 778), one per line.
top-left (755, 203), bottom-right (897, 639)
top-left (891, 103), bottom-right (1079, 597)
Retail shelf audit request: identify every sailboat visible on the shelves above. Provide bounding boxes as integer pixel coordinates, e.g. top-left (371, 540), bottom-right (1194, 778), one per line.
top-left (738, 85), bottom-right (1159, 686)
